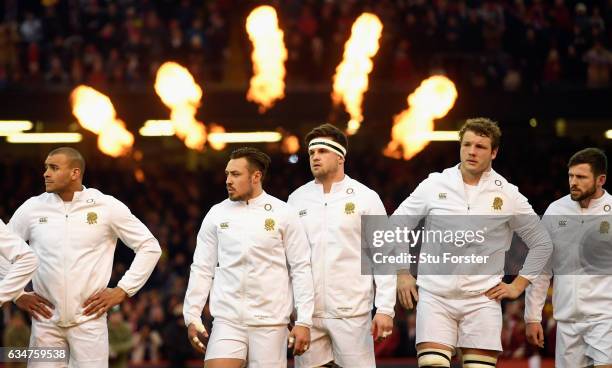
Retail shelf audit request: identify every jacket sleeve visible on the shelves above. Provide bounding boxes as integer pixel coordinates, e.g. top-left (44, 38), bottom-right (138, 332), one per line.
top-left (368, 191), bottom-right (397, 318)
top-left (524, 264), bottom-right (552, 323)
top-left (0, 220), bottom-right (38, 305)
top-left (283, 208), bottom-right (314, 328)
top-left (7, 199), bottom-right (33, 242)
top-left (524, 206), bottom-right (554, 323)
top-left (109, 198), bottom-right (162, 297)
top-left (508, 190), bottom-right (553, 282)
top-left (183, 210), bottom-right (219, 328)
top-left (391, 178), bottom-right (431, 273)
top-left (392, 178), bottom-right (430, 222)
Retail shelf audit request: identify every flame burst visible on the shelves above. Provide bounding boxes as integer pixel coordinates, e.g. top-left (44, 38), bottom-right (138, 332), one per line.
top-left (332, 13), bottom-right (383, 135)
top-left (154, 62), bottom-right (206, 150)
top-left (70, 85), bottom-right (134, 157)
top-left (246, 6), bottom-right (287, 113)
top-left (281, 135), bottom-right (300, 154)
top-left (384, 76), bottom-right (458, 160)
top-left (208, 124), bottom-right (227, 151)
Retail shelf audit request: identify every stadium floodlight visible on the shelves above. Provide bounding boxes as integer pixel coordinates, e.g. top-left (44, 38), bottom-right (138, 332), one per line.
top-left (208, 131), bottom-right (282, 144)
top-left (605, 130), bottom-right (612, 139)
top-left (413, 131), bottom-right (460, 141)
top-left (0, 120), bottom-right (34, 136)
top-left (139, 122), bottom-right (283, 145)
top-left (7, 133), bottom-right (83, 143)
top-left (139, 120), bottom-right (176, 136)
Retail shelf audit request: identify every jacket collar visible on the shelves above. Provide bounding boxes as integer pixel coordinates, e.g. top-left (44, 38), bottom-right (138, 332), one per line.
top-left (241, 190), bottom-right (268, 206)
top-left (52, 185), bottom-right (87, 203)
top-left (452, 163), bottom-right (497, 189)
top-left (574, 190), bottom-right (611, 211)
top-left (313, 174), bottom-right (351, 195)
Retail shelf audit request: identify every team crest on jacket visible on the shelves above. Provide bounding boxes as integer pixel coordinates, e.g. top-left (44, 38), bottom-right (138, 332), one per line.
top-left (438, 193), bottom-right (447, 199)
top-left (600, 221), bottom-right (610, 234)
top-left (220, 222), bottom-right (229, 229)
top-left (492, 197), bottom-right (503, 211)
top-left (299, 209), bottom-right (307, 217)
top-left (264, 218), bottom-right (275, 231)
top-left (345, 202), bottom-right (355, 214)
top-left (86, 212), bottom-right (97, 224)
top-left (39, 217), bottom-right (48, 224)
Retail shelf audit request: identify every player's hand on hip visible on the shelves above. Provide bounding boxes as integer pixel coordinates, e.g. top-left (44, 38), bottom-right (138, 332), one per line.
top-left (187, 322), bottom-right (208, 354)
top-left (371, 313), bottom-right (394, 342)
top-left (525, 322), bottom-right (545, 348)
top-left (82, 287), bottom-right (128, 317)
top-left (397, 273), bottom-right (418, 309)
top-left (484, 282), bottom-right (521, 301)
top-left (15, 292), bottom-right (54, 320)
top-left (288, 325), bottom-right (310, 356)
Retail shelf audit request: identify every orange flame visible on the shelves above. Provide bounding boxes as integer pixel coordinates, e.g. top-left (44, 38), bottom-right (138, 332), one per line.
top-left (281, 135), bottom-right (300, 154)
top-left (332, 13), bottom-right (383, 135)
top-left (384, 76), bottom-right (458, 160)
top-left (208, 124), bottom-right (227, 151)
top-left (246, 6), bottom-right (287, 113)
top-left (154, 62), bottom-right (206, 150)
top-left (70, 85), bottom-right (134, 157)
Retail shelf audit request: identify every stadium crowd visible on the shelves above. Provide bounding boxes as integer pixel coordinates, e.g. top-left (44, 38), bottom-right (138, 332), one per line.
top-left (1, 0), bottom-right (612, 91)
top-left (1, 130), bottom-right (608, 365)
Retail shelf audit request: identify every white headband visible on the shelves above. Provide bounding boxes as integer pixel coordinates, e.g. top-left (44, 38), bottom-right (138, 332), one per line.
top-left (308, 138), bottom-right (347, 157)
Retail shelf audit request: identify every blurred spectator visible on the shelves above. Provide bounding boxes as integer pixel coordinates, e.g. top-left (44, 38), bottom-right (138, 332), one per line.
top-left (131, 323), bottom-right (163, 363)
top-left (2, 310), bottom-right (30, 368)
top-left (108, 309), bottom-right (133, 368)
top-left (4, 0), bottom-right (612, 90)
top-left (583, 39), bottom-right (612, 87)
top-left (45, 54), bottom-right (68, 84)
top-left (501, 300), bottom-right (530, 358)
top-left (543, 48), bottom-right (562, 83)
top-left (162, 304), bottom-right (194, 367)
top-left (392, 40), bottom-right (413, 82)
top-left (20, 12), bottom-right (43, 44)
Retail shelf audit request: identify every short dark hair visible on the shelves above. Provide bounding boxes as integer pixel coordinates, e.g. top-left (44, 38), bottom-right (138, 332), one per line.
top-left (229, 147), bottom-right (271, 180)
top-left (48, 147), bottom-right (86, 176)
top-left (459, 118), bottom-right (502, 150)
top-left (568, 148), bottom-right (608, 177)
top-left (304, 123), bottom-right (348, 153)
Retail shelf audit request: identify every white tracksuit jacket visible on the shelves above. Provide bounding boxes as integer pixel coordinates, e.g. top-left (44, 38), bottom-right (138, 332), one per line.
top-left (8, 187), bottom-right (162, 327)
top-left (183, 191), bottom-right (315, 328)
top-left (0, 219), bottom-right (38, 305)
top-left (393, 164), bottom-right (552, 298)
top-left (288, 175), bottom-right (397, 319)
top-left (525, 191), bottom-right (612, 323)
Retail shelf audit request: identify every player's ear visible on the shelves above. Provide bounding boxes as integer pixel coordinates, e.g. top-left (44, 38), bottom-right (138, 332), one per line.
top-left (491, 147), bottom-right (498, 160)
top-left (71, 167), bottom-right (81, 180)
top-left (252, 170), bottom-right (262, 184)
top-left (597, 173), bottom-right (606, 187)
